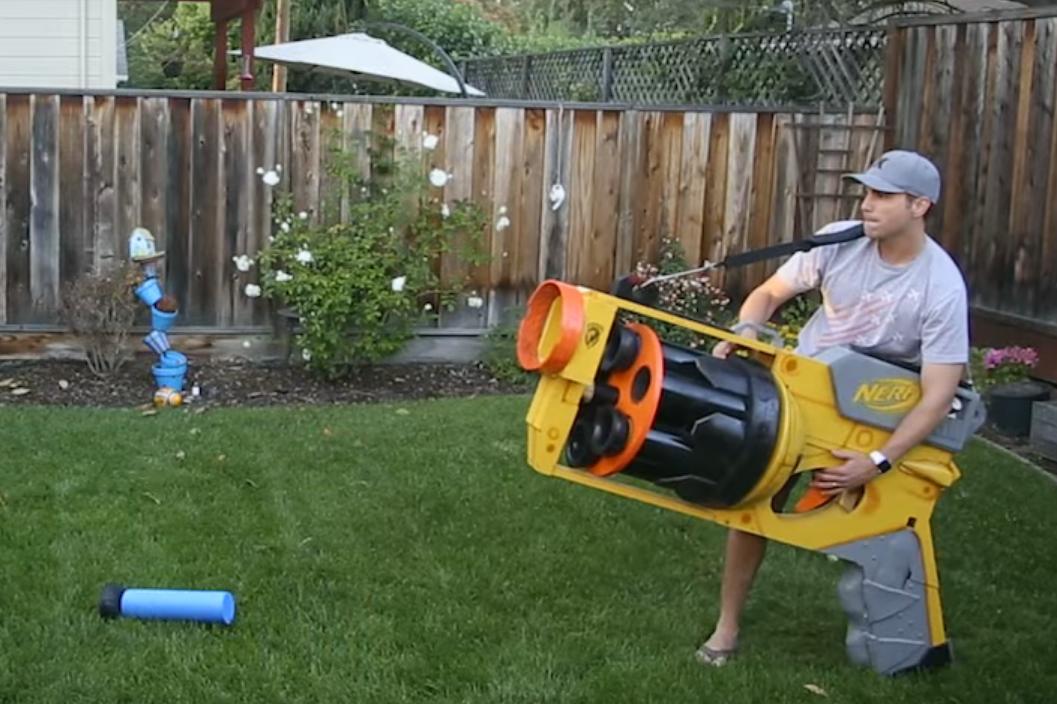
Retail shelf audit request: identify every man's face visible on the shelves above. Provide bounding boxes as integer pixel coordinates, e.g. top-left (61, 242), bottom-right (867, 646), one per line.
top-left (858, 188), bottom-right (931, 239)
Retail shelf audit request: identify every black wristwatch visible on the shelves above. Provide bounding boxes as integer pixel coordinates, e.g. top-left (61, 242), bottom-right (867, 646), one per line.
top-left (869, 450), bottom-right (892, 474)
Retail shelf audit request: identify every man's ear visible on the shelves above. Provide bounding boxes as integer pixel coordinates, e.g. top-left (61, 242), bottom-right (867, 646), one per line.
top-left (910, 196), bottom-right (933, 219)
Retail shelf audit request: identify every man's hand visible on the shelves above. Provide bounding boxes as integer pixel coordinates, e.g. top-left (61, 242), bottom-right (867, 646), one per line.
top-left (712, 335), bottom-right (751, 359)
top-left (712, 273), bottom-right (799, 359)
top-left (810, 449), bottom-right (879, 496)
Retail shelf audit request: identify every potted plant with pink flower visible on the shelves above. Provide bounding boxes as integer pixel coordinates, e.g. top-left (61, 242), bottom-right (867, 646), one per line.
top-left (974, 345), bottom-right (1051, 436)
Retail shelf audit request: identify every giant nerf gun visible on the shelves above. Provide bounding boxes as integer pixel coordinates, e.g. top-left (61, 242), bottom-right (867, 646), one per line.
top-left (515, 225), bottom-right (986, 676)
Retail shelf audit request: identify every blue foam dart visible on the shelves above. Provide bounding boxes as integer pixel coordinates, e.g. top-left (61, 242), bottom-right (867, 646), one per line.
top-left (99, 583), bottom-right (236, 625)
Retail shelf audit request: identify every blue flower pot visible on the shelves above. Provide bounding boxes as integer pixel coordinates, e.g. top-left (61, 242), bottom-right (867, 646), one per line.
top-left (152, 361), bottom-right (187, 392)
top-left (143, 331), bottom-right (170, 356)
top-left (135, 278), bottom-right (164, 306)
top-left (159, 350), bottom-right (187, 369)
top-left (151, 305), bottom-right (178, 333)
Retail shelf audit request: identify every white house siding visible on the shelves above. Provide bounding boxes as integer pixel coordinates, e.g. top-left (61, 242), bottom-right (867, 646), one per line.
top-left (0, 0), bottom-right (117, 89)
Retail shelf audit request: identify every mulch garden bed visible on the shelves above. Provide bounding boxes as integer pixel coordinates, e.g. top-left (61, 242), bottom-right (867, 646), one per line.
top-left (0, 359), bottom-right (529, 409)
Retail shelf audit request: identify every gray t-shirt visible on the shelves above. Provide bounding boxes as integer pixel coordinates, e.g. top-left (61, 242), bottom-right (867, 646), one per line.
top-left (775, 220), bottom-right (969, 367)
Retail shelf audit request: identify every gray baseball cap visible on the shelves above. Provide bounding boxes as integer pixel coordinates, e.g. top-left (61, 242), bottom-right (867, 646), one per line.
top-left (844, 150), bottom-right (941, 202)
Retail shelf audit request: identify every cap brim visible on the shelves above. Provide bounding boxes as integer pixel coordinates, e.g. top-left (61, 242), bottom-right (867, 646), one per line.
top-left (842, 172), bottom-right (906, 194)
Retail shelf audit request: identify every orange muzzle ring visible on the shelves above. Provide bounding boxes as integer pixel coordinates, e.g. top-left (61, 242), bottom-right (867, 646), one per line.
top-left (516, 280), bottom-right (585, 374)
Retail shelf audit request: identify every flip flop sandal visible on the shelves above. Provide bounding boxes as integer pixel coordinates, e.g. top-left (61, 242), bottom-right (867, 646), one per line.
top-left (694, 643), bottom-right (738, 667)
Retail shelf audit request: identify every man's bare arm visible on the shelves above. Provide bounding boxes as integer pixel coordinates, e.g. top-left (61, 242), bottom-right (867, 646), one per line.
top-left (813, 362), bottom-right (964, 494)
top-left (879, 362), bottom-right (964, 463)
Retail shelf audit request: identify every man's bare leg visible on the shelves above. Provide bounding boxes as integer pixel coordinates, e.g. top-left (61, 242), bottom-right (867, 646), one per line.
top-left (701, 529), bottom-right (769, 653)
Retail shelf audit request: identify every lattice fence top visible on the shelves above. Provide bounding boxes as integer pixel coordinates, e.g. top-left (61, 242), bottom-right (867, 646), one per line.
top-left (463, 27), bottom-right (886, 108)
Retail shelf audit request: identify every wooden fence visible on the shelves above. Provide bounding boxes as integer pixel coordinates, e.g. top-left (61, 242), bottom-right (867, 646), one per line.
top-left (886, 8), bottom-right (1057, 330)
top-left (0, 91), bottom-right (883, 331)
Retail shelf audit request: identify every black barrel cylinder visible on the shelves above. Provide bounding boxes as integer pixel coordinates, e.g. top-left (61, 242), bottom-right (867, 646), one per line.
top-left (617, 340), bottom-right (782, 508)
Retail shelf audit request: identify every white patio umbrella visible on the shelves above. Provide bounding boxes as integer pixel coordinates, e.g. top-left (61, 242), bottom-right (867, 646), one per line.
top-left (243, 33), bottom-right (485, 96)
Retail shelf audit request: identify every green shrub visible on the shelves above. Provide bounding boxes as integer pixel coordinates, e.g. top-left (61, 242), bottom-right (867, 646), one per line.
top-left (254, 137), bottom-right (489, 378)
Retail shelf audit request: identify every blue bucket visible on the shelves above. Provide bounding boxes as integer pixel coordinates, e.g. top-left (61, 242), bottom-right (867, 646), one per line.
top-left (160, 350), bottom-right (187, 369)
top-left (151, 305), bottom-right (178, 333)
top-left (152, 362), bottom-right (187, 392)
top-left (135, 278), bottom-right (164, 306)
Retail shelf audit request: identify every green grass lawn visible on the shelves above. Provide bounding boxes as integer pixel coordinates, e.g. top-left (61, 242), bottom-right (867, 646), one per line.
top-left (1, 395), bottom-right (1055, 703)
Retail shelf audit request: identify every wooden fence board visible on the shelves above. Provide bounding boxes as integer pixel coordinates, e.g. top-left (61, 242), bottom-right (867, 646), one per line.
top-left (290, 100), bottom-right (321, 219)
top-left (165, 97), bottom-right (192, 315)
top-left (703, 112), bottom-right (730, 282)
top-left (5, 94), bottom-right (32, 323)
top-left (587, 110), bottom-right (621, 291)
top-left (470, 107), bottom-right (496, 296)
top-left (769, 114), bottom-right (799, 266)
top-left (115, 97), bottom-right (140, 254)
top-left (746, 113), bottom-right (776, 288)
top-left (139, 98), bottom-right (169, 261)
top-left (0, 94), bottom-right (6, 323)
top-left (538, 107), bottom-right (572, 282)
top-left (221, 100), bottom-right (249, 328)
top-left (615, 110), bottom-right (645, 276)
top-left (721, 113), bottom-right (757, 296)
top-left (983, 21), bottom-right (1022, 310)
top-left (567, 109), bottom-right (596, 287)
top-left (88, 96), bottom-right (116, 272)
top-left (676, 111), bottom-right (710, 267)
top-left (639, 111), bottom-right (666, 265)
top-left (30, 93), bottom-right (60, 321)
top-left (1018, 19), bottom-right (1056, 315)
top-left (250, 99), bottom-right (278, 326)
top-left (58, 96), bottom-right (86, 285)
top-left (490, 107), bottom-right (522, 290)
top-left (188, 98), bottom-right (222, 326)
top-left (516, 108), bottom-right (545, 289)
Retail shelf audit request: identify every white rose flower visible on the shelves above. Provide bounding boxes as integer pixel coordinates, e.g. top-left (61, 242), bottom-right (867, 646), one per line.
top-left (391, 276), bottom-right (407, 292)
top-left (429, 169), bottom-right (449, 187)
top-left (296, 249), bottom-right (314, 264)
top-left (244, 284), bottom-right (262, 298)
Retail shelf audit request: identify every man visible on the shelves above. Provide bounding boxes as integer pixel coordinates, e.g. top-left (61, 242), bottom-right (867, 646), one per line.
top-left (696, 150), bottom-right (970, 667)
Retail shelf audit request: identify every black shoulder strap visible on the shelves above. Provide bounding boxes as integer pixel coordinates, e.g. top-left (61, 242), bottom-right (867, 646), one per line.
top-left (720, 223), bottom-right (865, 269)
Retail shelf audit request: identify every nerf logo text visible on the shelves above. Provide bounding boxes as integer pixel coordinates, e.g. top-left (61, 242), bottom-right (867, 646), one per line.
top-left (853, 378), bottom-right (921, 413)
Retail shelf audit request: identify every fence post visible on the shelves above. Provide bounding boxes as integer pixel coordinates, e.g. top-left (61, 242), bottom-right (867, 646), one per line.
top-left (601, 47), bottom-right (614, 102)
